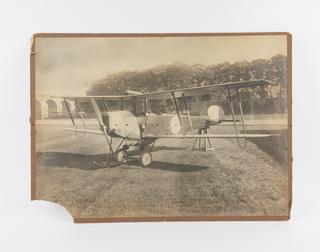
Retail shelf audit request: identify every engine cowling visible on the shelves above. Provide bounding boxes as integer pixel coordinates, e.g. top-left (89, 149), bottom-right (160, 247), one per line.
top-left (104, 111), bottom-right (141, 140)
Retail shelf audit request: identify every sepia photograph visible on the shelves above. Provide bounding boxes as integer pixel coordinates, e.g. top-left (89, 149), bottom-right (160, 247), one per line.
top-left (3, 0), bottom-right (320, 250)
top-left (31, 33), bottom-right (291, 222)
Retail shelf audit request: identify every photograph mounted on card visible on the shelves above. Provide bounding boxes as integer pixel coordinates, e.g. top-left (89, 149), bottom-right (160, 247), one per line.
top-left (30, 33), bottom-right (292, 223)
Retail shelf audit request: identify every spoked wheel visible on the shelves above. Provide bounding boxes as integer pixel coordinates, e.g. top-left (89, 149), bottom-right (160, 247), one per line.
top-left (116, 149), bottom-right (128, 164)
top-left (139, 151), bottom-right (152, 167)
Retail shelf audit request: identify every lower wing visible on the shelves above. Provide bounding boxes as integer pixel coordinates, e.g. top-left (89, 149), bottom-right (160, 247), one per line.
top-left (62, 128), bottom-right (279, 139)
top-left (62, 128), bottom-right (104, 135)
top-left (143, 133), bottom-right (279, 138)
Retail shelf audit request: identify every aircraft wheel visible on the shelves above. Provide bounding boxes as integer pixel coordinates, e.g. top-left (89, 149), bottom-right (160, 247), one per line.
top-left (116, 149), bottom-right (127, 163)
top-left (139, 151), bottom-right (152, 167)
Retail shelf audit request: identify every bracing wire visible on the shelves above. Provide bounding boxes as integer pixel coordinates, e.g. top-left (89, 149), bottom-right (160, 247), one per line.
top-left (228, 88), bottom-right (247, 150)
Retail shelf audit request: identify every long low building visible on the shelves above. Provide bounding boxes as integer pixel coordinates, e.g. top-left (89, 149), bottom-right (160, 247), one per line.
top-left (35, 93), bottom-right (287, 120)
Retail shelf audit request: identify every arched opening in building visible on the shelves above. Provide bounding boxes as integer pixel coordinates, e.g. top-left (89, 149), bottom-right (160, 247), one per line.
top-left (46, 99), bottom-right (57, 119)
top-left (36, 100), bottom-right (42, 120)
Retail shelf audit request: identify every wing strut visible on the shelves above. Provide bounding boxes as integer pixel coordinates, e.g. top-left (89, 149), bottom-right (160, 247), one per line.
top-left (75, 99), bottom-right (86, 130)
top-left (64, 98), bottom-right (76, 129)
top-left (120, 97), bottom-right (124, 111)
top-left (227, 88), bottom-right (247, 149)
top-left (143, 98), bottom-right (147, 114)
top-left (171, 91), bottom-right (183, 134)
top-left (102, 99), bottom-right (108, 112)
top-left (132, 97), bottom-right (137, 114)
top-left (182, 94), bottom-right (194, 134)
top-left (64, 98), bottom-right (88, 138)
top-left (236, 88), bottom-right (247, 140)
top-left (90, 98), bottom-right (114, 163)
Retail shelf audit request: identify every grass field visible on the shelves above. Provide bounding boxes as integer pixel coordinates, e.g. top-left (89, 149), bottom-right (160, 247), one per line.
top-left (35, 118), bottom-right (289, 219)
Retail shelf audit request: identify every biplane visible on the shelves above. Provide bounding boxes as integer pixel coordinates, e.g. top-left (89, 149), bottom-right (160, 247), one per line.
top-left (61, 80), bottom-right (276, 167)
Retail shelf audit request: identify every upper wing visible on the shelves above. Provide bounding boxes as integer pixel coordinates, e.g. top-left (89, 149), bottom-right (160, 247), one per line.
top-left (60, 95), bottom-right (133, 102)
top-left (61, 79), bottom-right (271, 102)
top-left (137, 79), bottom-right (271, 100)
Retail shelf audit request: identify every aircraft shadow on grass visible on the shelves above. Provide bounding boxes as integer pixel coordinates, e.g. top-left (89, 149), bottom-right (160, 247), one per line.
top-left (37, 147), bottom-right (209, 173)
top-left (244, 130), bottom-right (288, 169)
top-left (123, 159), bottom-right (209, 172)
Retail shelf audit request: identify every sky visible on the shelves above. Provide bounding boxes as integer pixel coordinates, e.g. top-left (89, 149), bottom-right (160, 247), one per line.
top-left (35, 35), bottom-right (288, 96)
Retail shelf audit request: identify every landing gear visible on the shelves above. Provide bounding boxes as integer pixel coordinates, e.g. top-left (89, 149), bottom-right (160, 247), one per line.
top-left (192, 128), bottom-right (213, 152)
top-left (106, 140), bottom-right (155, 167)
top-left (139, 151), bottom-right (152, 167)
top-left (116, 149), bottom-right (127, 163)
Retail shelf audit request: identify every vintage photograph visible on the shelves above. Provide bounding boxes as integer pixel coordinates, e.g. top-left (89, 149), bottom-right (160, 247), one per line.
top-left (31, 33), bottom-right (291, 222)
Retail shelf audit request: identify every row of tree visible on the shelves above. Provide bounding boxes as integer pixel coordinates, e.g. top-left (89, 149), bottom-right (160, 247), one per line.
top-left (87, 54), bottom-right (288, 114)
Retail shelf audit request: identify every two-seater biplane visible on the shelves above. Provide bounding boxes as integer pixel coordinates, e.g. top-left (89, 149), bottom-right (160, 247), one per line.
top-left (61, 80), bottom-right (276, 167)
